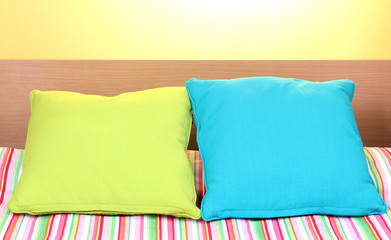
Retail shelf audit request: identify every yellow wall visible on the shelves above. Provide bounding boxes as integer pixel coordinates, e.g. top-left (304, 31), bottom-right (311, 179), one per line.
top-left (0, 0), bottom-right (390, 59)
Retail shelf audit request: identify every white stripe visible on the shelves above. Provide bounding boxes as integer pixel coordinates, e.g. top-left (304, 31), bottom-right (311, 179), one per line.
top-left (0, 212), bottom-right (14, 237)
top-left (143, 216), bottom-right (148, 240)
top-left (80, 215), bottom-right (91, 239)
top-left (265, 219), bottom-right (277, 240)
top-left (368, 215), bottom-right (387, 239)
top-left (112, 215), bottom-right (119, 239)
top-left (101, 216), bottom-right (109, 239)
top-left (129, 216), bottom-right (136, 239)
top-left (350, 217), bottom-right (366, 239)
top-left (278, 218), bottom-right (290, 239)
top-left (338, 217), bottom-right (354, 239)
top-left (30, 216), bottom-right (41, 239)
top-left (294, 217), bottom-right (311, 240)
top-left (62, 215), bottom-right (72, 238)
top-left (190, 219), bottom-right (199, 239)
top-left (220, 220), bottom-right (230, 239)
top-left (174, 217), bottom-right (181, 239)
top-left (51, 214), bottom-right (61, 237)
top-left (15, 215), bottom-right (29, 240)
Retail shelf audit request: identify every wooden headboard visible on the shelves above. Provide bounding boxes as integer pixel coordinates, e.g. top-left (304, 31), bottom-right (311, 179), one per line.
top-left (1, 60), bottom-right (390, 149)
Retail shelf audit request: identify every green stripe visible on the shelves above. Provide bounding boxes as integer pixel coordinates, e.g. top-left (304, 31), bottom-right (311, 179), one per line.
top-left (147, 215), bottom-right (156, 240)
top-left (353, 217), bottom-right (377, 239)
top-left (179, 218), bottom-right (185, 239)
top-left (364, 149), bottom-right (383, 194)
top-left (11, 151), bottom-right (23, 197)
top-left (14, 214), bottom-right (25, 239)
top-left (35, 215), bottom-right (49, 239)
top-left (67, 215), bottom-right (77, 240)
top-left (318, 216), bottom-right (335, 239)
top-left (195, 219), bottom-right (200, 239)
top-left (0, 148), bottom-right (5, 159)
top-left (127, 216), bottom-right (131, 240)
top-left (299, 217), bottom-right (312, 239)
top-left (109, 216), bottom-right (116, 239)
top-left (234, 219), bottom-right (241, 240)
top-left (336, 218), bottom-right (348, 239)
top-left (282, 218), bottom-right (295, 239)
top-left (86, 215), bottom-right (93, 239)
top-left (384, 210), bottom-right (391, 226)
top-left (250, 220), bottom-right (264, 240)
top-left (0, 205), bottom-right (12, 233)
top-left (0, 149), bottom-right (17, 235)
top-left (374, 148), bottom-right (391, 179)
top-left (216, 220), bottom-right (225, 239)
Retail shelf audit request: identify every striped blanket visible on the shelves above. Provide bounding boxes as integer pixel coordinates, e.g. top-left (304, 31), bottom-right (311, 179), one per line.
top-left (0, 147), bottom-right (391, 240)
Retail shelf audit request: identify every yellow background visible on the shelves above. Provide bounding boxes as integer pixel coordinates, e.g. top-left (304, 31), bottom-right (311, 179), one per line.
top-left (0, 0), bottom-right (390, 59)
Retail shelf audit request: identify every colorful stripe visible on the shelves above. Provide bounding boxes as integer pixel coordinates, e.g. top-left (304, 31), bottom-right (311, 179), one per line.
top-left (0, 147), bottom-right (390, 239)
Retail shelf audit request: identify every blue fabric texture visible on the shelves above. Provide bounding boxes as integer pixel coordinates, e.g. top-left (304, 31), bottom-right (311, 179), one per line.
top-left (186, 77), bottom-right (387, 221)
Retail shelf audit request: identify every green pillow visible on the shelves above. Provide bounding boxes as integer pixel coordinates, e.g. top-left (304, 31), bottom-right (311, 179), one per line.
top-left (8, 88), bottom-right (201, 219)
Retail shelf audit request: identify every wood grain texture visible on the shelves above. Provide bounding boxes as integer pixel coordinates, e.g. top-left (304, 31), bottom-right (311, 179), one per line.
top-left (0, 60), bottom-right (390, 149)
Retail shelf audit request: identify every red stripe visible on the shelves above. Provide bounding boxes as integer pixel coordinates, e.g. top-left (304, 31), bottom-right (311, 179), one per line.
top-left (0, 148), bottom-right (14, 204)
top-left (225, 219), bottom-right (234, 240)
top-left (327, 216), bottom-right (341, 240)
top-left (271, 219), bottom-right (283, 239)
top-left (207, 221), bottom-right (213, 240)
top-left (383, 148), bottom-right (391, 158)
top-left (60, 214), bottom-right (68, 238)
top-left (172, 217), bottom-right (176, 240)
top-left (365, 217), bottom-right (381, 239)
top-left (263, 220), bottom-right (271, 240)
top-left (378, 215), bottom-right (391, 235)
top-left (118, 216), bottom-right (124, 240)
top-left (47, 214), bottom-right (56, 238)
top-left (98, 216), bottom-right (104, 239)
top-left (310, 215), bottom-right (323, 240)
top-left (3, 214), bottom-right (18, 239)
top-left (159, 216), bottom-right (162, 240)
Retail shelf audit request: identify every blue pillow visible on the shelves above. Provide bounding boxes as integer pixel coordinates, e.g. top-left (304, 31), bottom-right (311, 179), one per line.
top-left (186, 77), bottom-right (387, 221)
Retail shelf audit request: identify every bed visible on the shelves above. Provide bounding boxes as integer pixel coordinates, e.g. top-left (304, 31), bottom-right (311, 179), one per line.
top-left (0, 60), bottom-right (390, 239)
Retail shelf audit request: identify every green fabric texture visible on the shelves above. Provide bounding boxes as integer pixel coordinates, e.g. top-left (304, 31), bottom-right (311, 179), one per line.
top-left (8, 88), bottom-right (200, 219)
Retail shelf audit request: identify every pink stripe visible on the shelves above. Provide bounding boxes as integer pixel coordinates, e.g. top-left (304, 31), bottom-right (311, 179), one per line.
top-left (167, 217), bottom-right (174, 240)
top-left (271, 219), bottom-right (283, 240)
top-left (139, 215), bottom-right (144, 240)
top-left (208, 220), bottom-right (216, 239)
top-left (100, 216), bottom-right (109, 239)
top-left (374, 214), bottom-right (391, 238)
top-left (198, 219), bottom-right (206, 240)
top-left (244, 220), bottom-right (254, 240)
top-left (27, 216), bottom-right (39, 239)
top-left (289, 217), bottom-right (300, 238)
top-left (302, 217), bottom-right (318, 240)
top-left (328, 216), bottom-right (342, 240)
top-left (0, 148), bottom-right (8, 168)
top-left (375, 148), bottom-right (391, 203)
top-left (4, 214), bottom-right (19, 239)
top-left (2, 149), bottom-right (17, 204)
top-left (368, 148), bottom-right (389, 189)
top-left (55, 214), bottom-right (67, 238)
top-left (231, 220), bottom-right (240, 240)
top-left (0, 148), bottom-right (13, 204)
top-left (124, 217), bottom-right (130, 240)
top-left (186, 219), bottom-right (192, 239)
top-left (90, 215), bottom-right (99, 239)
top-left (347, 217), bottom-right (362, 240)
top-left (75, 215), bottom-right (85, 237)
top-left (312, 215), bottom-right (330, 240)
top-left (225, 219), bottom-right (234, 240)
